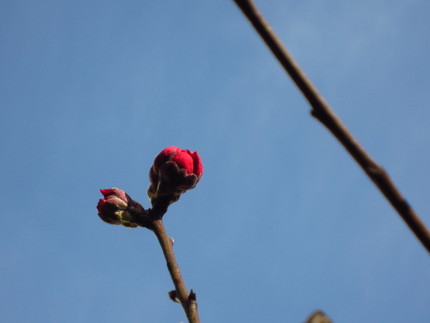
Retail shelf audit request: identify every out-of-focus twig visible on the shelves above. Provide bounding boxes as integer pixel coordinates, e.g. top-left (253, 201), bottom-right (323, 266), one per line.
top-left (306, 310), bottom-right (333, 323)
top-left (233, 0), bottom-right (430, 253)
top-left (151, 219), bottom-right (200, 323)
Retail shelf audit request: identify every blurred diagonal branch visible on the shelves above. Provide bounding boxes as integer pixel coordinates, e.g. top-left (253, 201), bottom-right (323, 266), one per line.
top-left (233, 0), bottom-right (430, 253)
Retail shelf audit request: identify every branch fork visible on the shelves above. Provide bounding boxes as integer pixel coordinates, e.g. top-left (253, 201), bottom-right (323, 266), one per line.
top-left (97, 146), bottom-right (203, 322)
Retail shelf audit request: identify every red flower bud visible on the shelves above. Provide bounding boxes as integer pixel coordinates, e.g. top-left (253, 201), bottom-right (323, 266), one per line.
top-left (148, 147), bottom-right (203, 206)
top-left (97, 188), bottom-right (139, 228)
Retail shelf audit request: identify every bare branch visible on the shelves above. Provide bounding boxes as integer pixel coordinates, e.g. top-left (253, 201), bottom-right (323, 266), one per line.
top-left (233, 0), bottom-right (430, 252)
top-left (151, 219), bottom-right (200, 323)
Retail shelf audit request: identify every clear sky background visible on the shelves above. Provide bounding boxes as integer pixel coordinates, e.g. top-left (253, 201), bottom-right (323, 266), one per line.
top-left (1, 1), bottom-right (430, 322)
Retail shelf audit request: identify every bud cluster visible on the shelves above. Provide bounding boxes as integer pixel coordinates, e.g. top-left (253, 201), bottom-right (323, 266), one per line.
top-left (97, 146), bottom-right (203, 225)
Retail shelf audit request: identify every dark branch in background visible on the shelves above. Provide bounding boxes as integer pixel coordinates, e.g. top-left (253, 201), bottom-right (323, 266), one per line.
top-left (233, 0), bottom-right (430, 253)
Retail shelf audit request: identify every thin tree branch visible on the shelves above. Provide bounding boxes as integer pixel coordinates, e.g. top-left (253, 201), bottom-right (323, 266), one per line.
top-left (233, 0), bottom-right (430, 253)
top-left (151, 219), bottom-right (200, 323)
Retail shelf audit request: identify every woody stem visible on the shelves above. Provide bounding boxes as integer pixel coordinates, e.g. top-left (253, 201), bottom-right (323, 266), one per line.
top-left (233, 0), bottom-right (430, 252)
top-left (151, 219), bottom-right (200, 323)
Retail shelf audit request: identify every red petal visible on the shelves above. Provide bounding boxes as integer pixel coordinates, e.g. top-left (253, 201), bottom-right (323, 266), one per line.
top-left (97, 199), bottom-right (106, 211)
top-left (161, 146), bottom-right (181, 156)
top-left (191, 151), bottom-right (203, 177)
top-left (172, 151), bottom-right (194, 174)
top-left (100, 189), bottom-right (114, 197)
top-left (154, 146), bottom-right (180, 169)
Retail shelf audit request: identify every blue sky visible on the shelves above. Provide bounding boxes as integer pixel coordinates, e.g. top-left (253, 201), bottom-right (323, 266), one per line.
top-left (1, 1), bottom-right (430, 322)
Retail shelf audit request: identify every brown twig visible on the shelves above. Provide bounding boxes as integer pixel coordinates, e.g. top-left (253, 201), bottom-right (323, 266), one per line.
top-left (151, 219), bottom-right (200, 323)
top-left (233, 0), bottom-right (430, 253)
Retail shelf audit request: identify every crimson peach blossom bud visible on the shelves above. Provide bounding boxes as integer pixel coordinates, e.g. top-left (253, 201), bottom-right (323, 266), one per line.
top-left (148, 146), bottom-right (203, 207)
top-left (97, 188), bottom-right (142, 228)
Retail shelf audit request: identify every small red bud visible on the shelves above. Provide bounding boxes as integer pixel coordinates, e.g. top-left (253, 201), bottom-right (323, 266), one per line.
top-left (97, 188), bottom-right (140, 228)
top-left (148, 146), bottom-right (203, 206)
